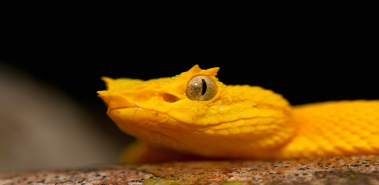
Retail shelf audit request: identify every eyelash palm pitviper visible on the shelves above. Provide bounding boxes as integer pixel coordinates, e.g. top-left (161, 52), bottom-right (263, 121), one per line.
top-left (98, 65), bottom-right (379, 163)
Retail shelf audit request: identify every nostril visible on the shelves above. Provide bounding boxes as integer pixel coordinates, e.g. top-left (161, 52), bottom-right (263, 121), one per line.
top-left (163, 93), bottom-right (180, 103)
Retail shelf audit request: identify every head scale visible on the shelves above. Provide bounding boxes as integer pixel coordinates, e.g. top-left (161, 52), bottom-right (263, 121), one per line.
top-left (98, 65), bottom-right (294, 159)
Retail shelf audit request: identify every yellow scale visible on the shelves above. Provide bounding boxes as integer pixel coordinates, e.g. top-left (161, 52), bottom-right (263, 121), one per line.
top-left (98, 65), bottom-right (379, 163)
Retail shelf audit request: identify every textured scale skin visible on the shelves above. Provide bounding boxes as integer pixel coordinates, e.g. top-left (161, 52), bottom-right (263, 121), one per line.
top-left (98, 65), bottom-right (379, 162)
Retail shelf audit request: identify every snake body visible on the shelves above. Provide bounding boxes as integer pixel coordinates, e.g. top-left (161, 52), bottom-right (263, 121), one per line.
top-left (98, 65), bottom-right (379, 162)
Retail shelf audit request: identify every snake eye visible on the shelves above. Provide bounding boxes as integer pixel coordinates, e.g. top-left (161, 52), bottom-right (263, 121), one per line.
top-left (186, 76), bottom-right (217, 101)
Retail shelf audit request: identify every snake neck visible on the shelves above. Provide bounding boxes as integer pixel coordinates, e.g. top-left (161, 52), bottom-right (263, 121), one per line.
top-left (270, 100), bottom-right (379, 159)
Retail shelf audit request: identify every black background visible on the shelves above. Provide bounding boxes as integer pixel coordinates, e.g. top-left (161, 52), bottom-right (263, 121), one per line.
top-left (2, 4), bottom-right (378, 113)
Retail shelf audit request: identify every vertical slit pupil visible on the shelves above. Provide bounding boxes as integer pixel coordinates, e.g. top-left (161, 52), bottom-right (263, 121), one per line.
top-left (201, 79), bottom-right (207, 95)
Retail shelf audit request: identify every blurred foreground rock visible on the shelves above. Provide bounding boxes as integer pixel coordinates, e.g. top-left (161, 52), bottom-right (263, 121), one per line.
top-left (2, 155), bottom-right (379, 185)
top-left (0, 63), bottom-right (130, 172)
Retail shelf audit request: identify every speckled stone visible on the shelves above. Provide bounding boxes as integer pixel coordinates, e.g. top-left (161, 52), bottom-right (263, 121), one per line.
top-left (2, 155), bottom-right (379, 185)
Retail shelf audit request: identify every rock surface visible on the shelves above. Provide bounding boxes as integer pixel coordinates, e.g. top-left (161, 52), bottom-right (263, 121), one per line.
top-left (2, 155), bottom-right (379, 185)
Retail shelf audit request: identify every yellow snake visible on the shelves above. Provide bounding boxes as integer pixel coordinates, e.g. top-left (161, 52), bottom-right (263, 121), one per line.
top-left (98, 65), bottom-right (379, 163)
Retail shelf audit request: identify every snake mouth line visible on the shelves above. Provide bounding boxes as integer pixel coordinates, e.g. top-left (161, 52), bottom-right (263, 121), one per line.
top-left (109, 106), bottom-right (139, 112)
top-left (108, 107), bottom-right (286, 132)
top-left (108, 107), bottom-right (203, 129)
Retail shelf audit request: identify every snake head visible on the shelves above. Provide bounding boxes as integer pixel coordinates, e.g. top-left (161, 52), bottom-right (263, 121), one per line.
top-left (98, 65), bottom-right (294, 159)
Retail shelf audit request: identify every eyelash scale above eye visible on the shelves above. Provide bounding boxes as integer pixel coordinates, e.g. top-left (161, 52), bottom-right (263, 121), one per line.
top-left (186, 76), bottom-right (217, 101)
